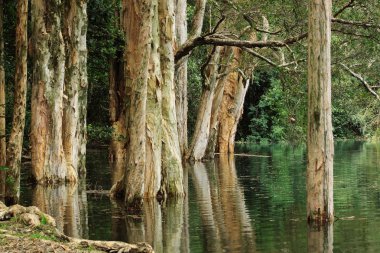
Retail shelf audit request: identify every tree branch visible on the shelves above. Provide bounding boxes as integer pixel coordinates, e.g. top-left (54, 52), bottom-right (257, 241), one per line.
top-left (334, 0), bottom-right (355, 17)
top-left (340, 63), bottom-right (380, 101)
top-left (332, 18), bottom-right (380, 29)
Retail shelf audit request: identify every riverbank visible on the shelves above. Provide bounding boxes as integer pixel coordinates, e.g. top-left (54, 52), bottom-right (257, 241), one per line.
top-left (0, 202), bottom-right (153, 253)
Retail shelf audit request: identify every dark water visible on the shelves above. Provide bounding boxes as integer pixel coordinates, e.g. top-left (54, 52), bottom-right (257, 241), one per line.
top-left (19, 141), bottom-right (380, 252)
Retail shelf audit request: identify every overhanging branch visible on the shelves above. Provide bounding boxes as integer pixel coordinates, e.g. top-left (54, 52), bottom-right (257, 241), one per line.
top-left (340, 63), bottom-right (380, 101)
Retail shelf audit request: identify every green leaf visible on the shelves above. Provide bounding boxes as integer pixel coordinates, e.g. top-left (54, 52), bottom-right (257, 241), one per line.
top-left (0, 166), bottom-right (9, 171)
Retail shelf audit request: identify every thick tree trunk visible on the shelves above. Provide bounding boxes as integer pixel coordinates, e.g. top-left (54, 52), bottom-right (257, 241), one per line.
top-left (218, 48), bottom-right (249, 154)
top-left (121, 0), bottom-right (152, 207)
top-left (306, 0), bottom-right (334, 224)
top-left (159, 0), bottom-right (184, 197)
top-left (62, 0), bottom-right (88, 177)
top-left (145, 0), bottom-right (162, 198)
top-left (0, 0), bottom-right (5, 201)
top-left (174, 0), bottom-right (188, 157)
top-left (30, 0), bottom-right (76, 184)
top-left (187, 47), bottom-right (222, 161)
top-left (5, 0), bottom-right (28, 203)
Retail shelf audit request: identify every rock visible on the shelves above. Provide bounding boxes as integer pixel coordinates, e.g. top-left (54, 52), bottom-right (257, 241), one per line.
top-left (0, 201), bottom-right (7, 210)
top-left (26, 206), bottom-right (56, 227)
top-left (19, 213), bottom-right (41, 227)
top-left (8, 204), bottom-right (27, 216)
top-left (0, 210), bottom-right (11, 221)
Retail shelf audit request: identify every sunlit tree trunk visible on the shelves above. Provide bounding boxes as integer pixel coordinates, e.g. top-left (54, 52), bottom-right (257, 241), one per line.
top-left (159, 0), bottom-right (184, 197)
top-left (5, 0), bottom-right (28, 203)
top-left (30, 0), bottom-right (76, 184)
top-left (306, 0), bottom-right (334, 224)
top-left (218, 48), bottom-right (249, 154)
top-left (174, 0), bottom-right (188, 157)
top-left (0, 0), bottom-right (5, 201)
top-left (121, 0), bottom-right (152, 207)
top-left (63, 0), bottom-right (88, 177)
top-left (187, 47), bottom-right (222, 161)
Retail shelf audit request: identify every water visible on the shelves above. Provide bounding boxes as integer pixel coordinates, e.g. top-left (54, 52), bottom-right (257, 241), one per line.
top-left (19, 141), bottom-right (380, 252)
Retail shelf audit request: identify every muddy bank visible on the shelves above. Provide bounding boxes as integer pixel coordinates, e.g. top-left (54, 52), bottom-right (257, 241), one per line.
top-left (0, 202), bottom-right (154, 253)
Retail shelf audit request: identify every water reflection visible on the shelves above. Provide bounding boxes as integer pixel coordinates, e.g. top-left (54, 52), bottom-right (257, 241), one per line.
top-left (308, 224), bottom-right (333, 253)
top-left (32, 181), bottom-right (88, 238)
top-left (191, 155), bottom-right (256, 253)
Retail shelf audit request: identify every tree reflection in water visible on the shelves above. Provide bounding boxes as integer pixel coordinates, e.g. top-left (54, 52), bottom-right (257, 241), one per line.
top-left (32, 181), bottom-right (88, 238)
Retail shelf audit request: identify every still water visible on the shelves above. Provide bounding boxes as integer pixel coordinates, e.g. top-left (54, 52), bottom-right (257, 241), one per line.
top-left (19, 141), bottom-right (380, 252)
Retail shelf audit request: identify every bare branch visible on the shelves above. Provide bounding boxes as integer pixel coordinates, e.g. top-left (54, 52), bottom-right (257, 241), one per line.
top-left (212, 16), bottom-right (226, 34)
top-left (334, 0), bottom-right (355, 17)
top-left (340, 63), bottom-right (380, 101)
top-left (243, 48), bottom-right (277, 67)
top-left (332, 18), bottom-right (380, 29)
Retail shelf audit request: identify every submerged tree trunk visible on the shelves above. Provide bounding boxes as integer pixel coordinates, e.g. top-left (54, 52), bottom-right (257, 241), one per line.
top-left (159, 0), bottom-right (184, 197)
top-left (121, 0), bottom-right (153, 207)
top-left (0, 0), bottom-right (5, 201)
top-left (30, 0), bottom-right (76, 184)
top-left (5, 0), bottom-right (28, 203)
top-left (174, 0), bottom-right (188, 157)
top-left (306, 0), bottom-right (334, 224)
top-left (187, 47), bottom-right (222, 161)
top-left (63, 0), bottom-right (88, 177)
top-left (218, 47), bottom-right (249, 154)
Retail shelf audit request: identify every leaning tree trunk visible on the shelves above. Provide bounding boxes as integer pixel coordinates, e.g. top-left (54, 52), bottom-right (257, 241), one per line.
top-left (121, 0), bottom-right (153, 207)
top-left (5, 0), bottom-right (28, 203)
top-left (63, 0), bottom-right (88, 177)
top-left (159, 0), bottom-right (184, 197)
top-left (30, 0), bottom-right (76, 184)
top-left (0, 0), bottom-right (5, 201)
top-left (218, 47), bottom-right (249, 154)
top-left (306, 0), bottom-right (334, 224)
top-left (187, 47), bottom-right (222, 161)
top-left (174, 0), bottom-right (188, 157)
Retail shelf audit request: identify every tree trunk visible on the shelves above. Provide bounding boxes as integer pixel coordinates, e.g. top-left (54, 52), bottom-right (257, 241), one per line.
top-left (159, 0), bottom-right (184, 197)
top-left (0, 0), bottom-right (5, 201)
top-left (306, 0), bottom-right (334, 224)
top-left (187, 47), bottom-right (222, 161)
top-left (62, 0), bottom-right (88, 177)
top-left (121, 0), bottom-right (153, 207)
top-left (30, 0), bottom-right (76, 184)
top-left (218, 47), bottom-right (249, 154)
top-left (145, 0), bottom-right (162, 198)
top-left (5, 0), bottom-right (28, 203)
top-left (174, 0), bottom-right (188, 157)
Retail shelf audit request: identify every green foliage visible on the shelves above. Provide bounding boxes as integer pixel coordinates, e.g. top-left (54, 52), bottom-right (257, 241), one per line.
top-left (0, 166), bottom-right (8, 171)
top-left (40, 215), bottom-right (47, 226)
top-left (5, 175), bottom-right (15, 186)
top-left (87, 124), bottom-right (113, 145)
top-left (29, 232), bottom-right (57, 242)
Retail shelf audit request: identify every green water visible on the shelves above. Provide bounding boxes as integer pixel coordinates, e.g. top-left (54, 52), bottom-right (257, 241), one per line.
top-left (20, 141), bottom-right (380, 252)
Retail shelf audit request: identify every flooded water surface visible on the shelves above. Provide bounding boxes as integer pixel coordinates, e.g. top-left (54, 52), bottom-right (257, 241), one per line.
top-left (19, 141), bottom-right (380, 252)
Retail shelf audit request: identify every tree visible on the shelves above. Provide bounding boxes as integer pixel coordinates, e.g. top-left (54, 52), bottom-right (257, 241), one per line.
top-left (5, 0), bottom-right (28, 203)
top-left (306, 0), bottom-right (334, 224)
top-left (30, 0), bottom-right (76, 184)
top-left (63, 0), bottom-right (88, 177)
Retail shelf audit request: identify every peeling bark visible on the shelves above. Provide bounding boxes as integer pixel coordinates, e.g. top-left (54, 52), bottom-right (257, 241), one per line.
top-left (306, 0), bottom-right (334, 224)
top-left (5, 0), bottom-right (28, 203)
top-left (30, 0), bottom-right (76, 184)
top-left (159, 0), bottom-right (184, 197)
top-left (62, 0), bottom-right (88, 177)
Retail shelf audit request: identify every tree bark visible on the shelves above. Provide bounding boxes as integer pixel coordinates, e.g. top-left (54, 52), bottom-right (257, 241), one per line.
top-left (159, 0), bottom-right (184, 197)
top-left (174, 0), bottom-right (188, 157)
top-left (306, 0), bottom-right (334, 224)
top-left (121, 0), bottom-right (153, 207)
top-left (218, 48), bottom-right (249, 154)
top-left (5, 0), bottom-right (28, 203)
top-left (0, 0), bottom-right (5, 201)
top-left (187, 47), bottom-right (222, 161)
top-left (30, 0), bottom-right (76, 184)
top-left (62, 0), bottom-right (88, 177)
